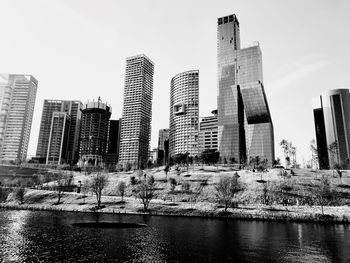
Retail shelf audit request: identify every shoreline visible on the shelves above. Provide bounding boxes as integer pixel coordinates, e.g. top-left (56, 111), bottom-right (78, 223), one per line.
top-left (1, 200), bottom-right (349, 224)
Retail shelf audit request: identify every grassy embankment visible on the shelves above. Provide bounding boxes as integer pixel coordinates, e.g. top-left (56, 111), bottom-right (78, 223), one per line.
top-left (1, 165), bottom-right (350, 223)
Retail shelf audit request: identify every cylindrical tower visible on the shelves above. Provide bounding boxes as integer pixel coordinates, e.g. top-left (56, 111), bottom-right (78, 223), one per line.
top-left (169, 70), bottom-right (199, 157)
top-left (79, 98), bottom-right (111, 167)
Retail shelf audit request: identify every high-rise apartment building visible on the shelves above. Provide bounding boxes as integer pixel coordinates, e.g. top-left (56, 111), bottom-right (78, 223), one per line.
top-left (36, 100), bottom-right (82, 164)
top-left (199, 110), bottom-right (218, 153)
top-left (217, 14), bottom-right (274, 165)
top-left (79, 99), bottom-right (111, 167)
top-left (119, 55), bottom-right (154, 167)
top-left (313, 89), bottom-right (350, 169)
top-left (0, 74), bottom-right (38, 163)
top-left (169, 70), bottom-right (199, 157)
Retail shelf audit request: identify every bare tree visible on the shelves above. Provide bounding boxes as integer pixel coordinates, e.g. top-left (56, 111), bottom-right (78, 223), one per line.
top-left (55, 172), bottom-right (67, 205)
top-left (256, 159), bottom-right (268, 182)
top-left (133, 175), bottom-right (157, 212)
top-left (310, 139), bottom-right (319, 169)
top-left (90, 173), bottom-right (109, 208)
top-left (328, 141), bottom-right (339, 175)
top-left (314, 175), bottom-right (331, 215)
top-left (117, 181), bottom-right (126, 202)
top-left (280, 139), bottom-right (290, 168)
top-left (215, 176), bottom-right (243, 213)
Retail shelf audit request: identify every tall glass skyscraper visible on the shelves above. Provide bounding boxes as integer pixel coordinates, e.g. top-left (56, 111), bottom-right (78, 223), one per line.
top-left (119, 55), bottom-right (154, 167)
top-left (169, 70), bottom-right (199, 157)
top-left (313, 89), bottom-right (350, 169)
top-left (217, 14), bottom-right (274, 165)
top-left (36, 100), bottom-right (82, 165)
top-left (0, 74), bottom-right (38, 163)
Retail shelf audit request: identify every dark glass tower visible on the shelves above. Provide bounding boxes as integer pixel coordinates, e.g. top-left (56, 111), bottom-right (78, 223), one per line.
top-left (217, 14), bottom-right (274, 165)
top-left (313, 89), bottom-right (350, 169)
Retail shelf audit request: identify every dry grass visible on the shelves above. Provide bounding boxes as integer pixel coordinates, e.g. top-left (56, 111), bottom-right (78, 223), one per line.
top-left (1, 165), bottom-right (350, 223)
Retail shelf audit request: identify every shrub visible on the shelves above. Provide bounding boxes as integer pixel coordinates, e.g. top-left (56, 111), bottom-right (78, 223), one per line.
top-left (130, 176), bottom-right (137, 186)
top-left (15, 187), bottom-right (25, 204)
top-left (147, 175), bottom-right (155, 185)
top-left (169, 178), bottom-right (177, 192)
top-left (181, 182), bottom-right (191, 193)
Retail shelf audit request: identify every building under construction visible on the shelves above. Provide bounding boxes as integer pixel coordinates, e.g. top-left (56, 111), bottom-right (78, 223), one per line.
top-left (79, 98), bottom-right (111, 167)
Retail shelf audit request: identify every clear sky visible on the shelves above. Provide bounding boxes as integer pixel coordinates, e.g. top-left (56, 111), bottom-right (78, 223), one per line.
top-left (0, 0), bottom-right (349, 165)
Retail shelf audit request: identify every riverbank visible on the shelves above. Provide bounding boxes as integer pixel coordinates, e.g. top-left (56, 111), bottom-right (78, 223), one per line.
top-left (1, 188), bottom-right (350, 224)
top-left (1, 165), bottom-right (350, 223)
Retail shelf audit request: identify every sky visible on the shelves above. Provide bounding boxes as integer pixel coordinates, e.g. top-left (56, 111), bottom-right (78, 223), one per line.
top-left (0, 0), bottom-right (350, 165)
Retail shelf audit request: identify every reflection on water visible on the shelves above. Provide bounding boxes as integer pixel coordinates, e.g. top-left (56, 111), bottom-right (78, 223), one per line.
top-left (0, 209), bottom-right (349, 262)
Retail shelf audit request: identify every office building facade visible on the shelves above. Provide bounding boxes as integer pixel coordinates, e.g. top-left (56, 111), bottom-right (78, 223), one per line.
top-left (313, 89), bottom-right (350, 169)
top-left (217, 14), bottom-right (274, 165)
top-left (169, 70), bottom-right (199, 157)
top-left (119, 55), bottom-right (154, 167)
top-left (199, 110), bottom-right (218, 153)
top-left (105, 119), bottom-right (121, 167)
top-left (46, 112), bottom-right (71, 164)
top-left (0, 74), bottom-right (38, 163)
top-left (79, 99), bottom-right (111, 167)
top-left (36, 100), bottom-right (82, 165)
top-left (158, 128), bottom-right (169, 164)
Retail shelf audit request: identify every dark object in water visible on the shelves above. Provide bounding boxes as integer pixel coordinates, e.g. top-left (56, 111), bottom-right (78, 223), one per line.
top-left (72, 222), bottom-right (147, 228)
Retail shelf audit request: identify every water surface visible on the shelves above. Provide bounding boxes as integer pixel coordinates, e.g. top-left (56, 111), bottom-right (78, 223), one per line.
top-left (0, 209), bottom-right (349, 262)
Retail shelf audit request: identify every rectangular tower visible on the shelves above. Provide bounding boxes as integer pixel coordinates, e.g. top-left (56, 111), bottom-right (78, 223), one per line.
top-left (0, 74), bottom-right (38, 163)
top-left (158, 129), bottom-right (169, 165)
top-left (217, 15), bottom-right (274, 165)
top-left (199, 111), bottom-right (218, 153)
top-left (36, 100), bottom-right (82, 164)
top-left (217, 14), bottom-right (244, 163)
top-left (46, 112), bottom-right (71, 164)
top-left (119, 55), bottom-right (154, 167)
top-left (313, 89), bottom-right (350, 169)
top-left (105, 119), bottom-right (121, 166)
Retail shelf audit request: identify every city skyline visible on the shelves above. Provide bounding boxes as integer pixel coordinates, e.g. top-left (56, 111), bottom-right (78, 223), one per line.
top-left (0, 1), bottom-right (350, 164)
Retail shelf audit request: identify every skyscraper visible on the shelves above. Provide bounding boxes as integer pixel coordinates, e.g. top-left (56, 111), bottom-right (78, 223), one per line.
top-left (105, 119), bottom-right (121, 167)
top-left (46, 112), bottom-right (71, 164)
top-left (0, 74), bottom-right (38, 163)
top-left (36, 100), bottom-right (82, 164)
top-left (119, 54), bottom-right (154, 167)
top-left (313, 89), bottom-right (350, 169)
top-left (158, 128), bottom-right (169, 164)
top-left (79, 99), bottom-right (111, 167)
top-left (169, 70), bottom-right (199, 157)
top-left (217, 14), bottom-right (274, 165)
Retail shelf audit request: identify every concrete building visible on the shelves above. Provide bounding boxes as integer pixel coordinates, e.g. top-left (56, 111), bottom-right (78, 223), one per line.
top-left (313, 89), bottom-right (350, 169)
top-left (79, 98), bottom-right (111, 167)
top-left (36, 100), bottom-right (82, 165)
top-left (217, 14), bottom-right (274, 165)
top-left (119, 55), bottom-right (154, 167)
top-left (169, 70), bottom-right (199, 157)
top-left (105, 119), bottom-right (121, 167)
top-left (199, 110), bottom-right (218, 154)
top-left (148, 148), bottom-right (158, 163)
top-left (0, 74), bottom-right (38, 163)
top-left (158, 128), bottom-right (169, 164)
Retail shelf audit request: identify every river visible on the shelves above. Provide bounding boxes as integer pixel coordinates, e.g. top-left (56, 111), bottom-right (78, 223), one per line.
top-left (0, 209), bottom-right (349, 262)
